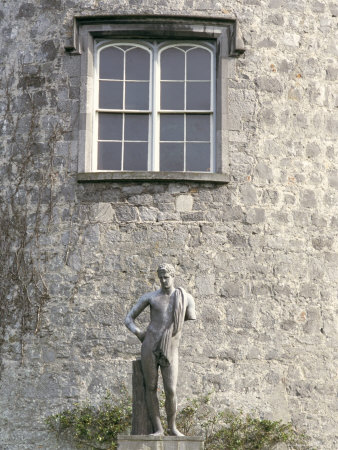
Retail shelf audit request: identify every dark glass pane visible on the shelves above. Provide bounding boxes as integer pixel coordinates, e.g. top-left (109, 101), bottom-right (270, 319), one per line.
top-left (186, 143), bottom-right (210, 172)
top-left (161, 82), bottom-right (184, 110)
top-left (126, 47), bottom-right (150, 80)
top-left (186, 114), bottom-right (210, 141)
top-left (161, 47), bottom-right (185, 80)
top-left (160, 143), bottom-right (184, 171)
top-left (123, 142), bottom-right (148, 171)
top-left (100, 47), bottom-right (124, 79)
top-left (187, 48), bottom-right (211, 80)
top-left (160, 114), bottom-right (184, 141)
top-left (186, 82), bottom-right (210, 110)
top-left (99, 81), bottom-right (123, 109)
top-left (98, 113), bottom-right (122, 140)
top-left (124, 114), bottom-right (149, 141)
top-left (98, 142), bottom-right (122, 170)
top-left (125, 82), bottom-right (149, 110)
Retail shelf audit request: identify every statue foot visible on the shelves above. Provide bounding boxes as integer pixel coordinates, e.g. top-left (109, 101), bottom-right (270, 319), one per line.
top-left (150, 430), bottom-right (164, 436)
top-left (168, 428), bottom-right (185, 437)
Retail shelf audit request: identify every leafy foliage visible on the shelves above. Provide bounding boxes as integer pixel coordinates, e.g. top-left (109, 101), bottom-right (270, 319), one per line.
top-left (46, 391), bottom-right (312, 450)
top-left (45, 391), bottom-right (132, 449)
top-left (176, 394), bottom-right (313, 450)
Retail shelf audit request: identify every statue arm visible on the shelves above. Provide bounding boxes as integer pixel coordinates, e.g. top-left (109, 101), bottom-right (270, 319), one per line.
top-left (185, 293), bottom-right (196, 321)
top-left (125, 294), bottom-right (150, 342)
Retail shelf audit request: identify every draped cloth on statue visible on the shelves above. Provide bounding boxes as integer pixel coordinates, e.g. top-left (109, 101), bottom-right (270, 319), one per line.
top-left (153, 287), bottom-right (187, 367)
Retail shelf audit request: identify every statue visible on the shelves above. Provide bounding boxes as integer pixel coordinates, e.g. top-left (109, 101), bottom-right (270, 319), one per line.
top-left (125, 263), bottom-right (196, 436)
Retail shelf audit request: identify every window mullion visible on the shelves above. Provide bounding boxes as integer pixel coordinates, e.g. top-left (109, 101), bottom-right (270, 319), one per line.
top-left (184, 50), bottom-right (187, 172)
top-left (211, 48), bottom-right (216, 173)
top-left (152, 44), bottom-right (160, 171)
top-left (93, 42), bottom-right (99, 171)
top-left (121, 49), bottom-right (126, 170)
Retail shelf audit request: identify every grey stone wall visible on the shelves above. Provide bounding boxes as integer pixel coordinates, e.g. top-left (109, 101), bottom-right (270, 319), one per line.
top-left (0, 0), bottom-right (337, 449)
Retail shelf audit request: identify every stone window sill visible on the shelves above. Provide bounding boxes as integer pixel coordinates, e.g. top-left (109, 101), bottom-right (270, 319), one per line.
top-left (77, 171), bottom-right (229, 183)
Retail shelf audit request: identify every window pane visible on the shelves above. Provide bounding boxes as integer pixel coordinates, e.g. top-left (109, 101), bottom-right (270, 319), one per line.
top-left (161, 47), bottom-right (185, 80)
top-left (187, 48), bottom-right (211, 80)
top-left (99, 81), bottom-right (123, 109)
top-left (98, 113), bottom-right (122, 140)
top-left (100, 46), bottom-right (124, 79)
top-left (125, 82), bottom-right (149, 110)
top-left (126, 47), bottom-right (150, 80)
top-left (124, 114), bottom-right (149, 141)
top-left (161, 82), bottom-right (184, 110)
top-left (160, 114), bottom-right (184, 141)
top-left (160, 143), bottom-right (184, 171)
top-left (186, 82), bottom-right (210, 110)
top-left (186, 143), bottom-right (210, 172)
top-left (186, 114), bottom-right (210, 141)
top-left (123, 142), bottom-right (148, 171)
top-left (98, 142), bottom-right (122, 170)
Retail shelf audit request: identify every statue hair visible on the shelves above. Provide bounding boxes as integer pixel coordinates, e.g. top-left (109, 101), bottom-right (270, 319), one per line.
top-left (157, 263), bottom-right (175, 277)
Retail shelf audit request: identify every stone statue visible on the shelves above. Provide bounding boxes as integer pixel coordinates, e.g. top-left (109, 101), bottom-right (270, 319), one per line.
top-left (125, 263), bottom-right (196, 436)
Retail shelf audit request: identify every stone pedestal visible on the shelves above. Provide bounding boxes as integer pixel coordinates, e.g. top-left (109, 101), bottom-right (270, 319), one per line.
top-left (118, 435), bottom-right (204, 450)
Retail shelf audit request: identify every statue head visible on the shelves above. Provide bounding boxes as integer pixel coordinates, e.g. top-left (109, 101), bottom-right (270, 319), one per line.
top-left (157, 263), bottom-right (175, 291)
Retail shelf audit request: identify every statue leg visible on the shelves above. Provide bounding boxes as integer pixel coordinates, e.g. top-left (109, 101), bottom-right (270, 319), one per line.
top-left (141, 341), bottom-right (164, 435)
top-left (161, 349), bottom-right (184, 436)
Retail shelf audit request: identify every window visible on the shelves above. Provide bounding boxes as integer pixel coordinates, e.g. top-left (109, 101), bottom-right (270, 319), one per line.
top-left (95, 41), bottom-right (215, 173)
top-left (66, 16), bottom-right (244, 182)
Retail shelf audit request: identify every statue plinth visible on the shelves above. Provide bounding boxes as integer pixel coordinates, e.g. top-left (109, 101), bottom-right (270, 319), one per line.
top-left (118, 435), bottom-right (204, 450)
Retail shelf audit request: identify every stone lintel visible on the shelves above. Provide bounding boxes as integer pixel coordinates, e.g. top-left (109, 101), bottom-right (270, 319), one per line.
top-left (65, 14), bottom-right (245, 57)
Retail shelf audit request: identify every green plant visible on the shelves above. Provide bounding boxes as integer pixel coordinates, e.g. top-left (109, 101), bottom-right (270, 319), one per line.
top-left (176, 394), bottom-right (312, 450)
top-left (46, 391), bottom-right (313, 450)
top-left (45, 391), bottom-right (132, 449)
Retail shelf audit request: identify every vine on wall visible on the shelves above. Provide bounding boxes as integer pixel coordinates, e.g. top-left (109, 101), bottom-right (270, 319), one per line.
top-left (0, 62), bottom-right (80, 370)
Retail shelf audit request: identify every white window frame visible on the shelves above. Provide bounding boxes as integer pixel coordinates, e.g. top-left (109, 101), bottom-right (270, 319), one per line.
top-left (65, 15), bottom-right (244, 183)
top-left (93, 40), bottom-right (216, 173)
top-left (93, 41), bottom-right (153, 172)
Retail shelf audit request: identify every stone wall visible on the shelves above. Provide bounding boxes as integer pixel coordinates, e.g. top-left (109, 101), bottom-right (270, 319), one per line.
top-left (0, 0), bottom-right (337, 449)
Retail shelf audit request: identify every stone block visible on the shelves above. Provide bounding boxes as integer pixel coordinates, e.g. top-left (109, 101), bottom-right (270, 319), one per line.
top-left (118, 435), bottom-right (204, 450)
top-left (175, 195), bottom-right (193, 212)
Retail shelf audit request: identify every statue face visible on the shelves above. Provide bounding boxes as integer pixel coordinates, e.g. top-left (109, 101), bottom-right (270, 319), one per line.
top-left (158, 271), bottom-right (174, 291)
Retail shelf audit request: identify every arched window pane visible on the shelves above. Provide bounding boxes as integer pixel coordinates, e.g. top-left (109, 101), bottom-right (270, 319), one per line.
top-left (160, 143), bottom-right (184, 171)
top-left (160, 114), bottom-right (184, 141)
top-left (186, 82), bottom-right (210, 110)
top-left (187, 48), bottom-right (211, 80)
top-left (126, 47), bottom-right (150, 80)
top-left (100, 47), bottom-right (124, 79)
top-left (98, 142), bottom-right (122, 170)
top-left (124, 142), bottom-right (148, 170)
top-left (125, 82), bottom-right (149, 110)
top-left (124, 114), bottom-right (149, 141)
top-left (161, 47), bottom-right (185, 80)
top-left (186, 115), bottom-right (210, 141)
top-left (161, 82), bottom-right (184, 110)
top-left (186, 143), bottom-right (210, 172)
top-left (98, 113), bottom-right (122, 140)
top-left (99, 81), bottom-right (123, 109)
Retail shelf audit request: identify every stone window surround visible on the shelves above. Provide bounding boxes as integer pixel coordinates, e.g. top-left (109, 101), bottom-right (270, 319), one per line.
top-left (65, 15), bottom-right (244, 184)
